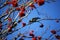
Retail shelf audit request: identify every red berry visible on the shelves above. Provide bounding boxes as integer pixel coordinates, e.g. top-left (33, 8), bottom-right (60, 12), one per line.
top-left (20, 6), bottom-right (25, 11)
top-left (8, 26), bottom-right (12, 32)
top-left (51, 30), bottom-right (56, 34)
top-left (8, 17), bottom-right (12, 22)
top-left (32, 37), bottom-right (37, 40)
top-left (0, 21), bottom-right (2, 30)
top-left (19, 11), bottom-right (25, 17)
top-left (7, 24), bottom-right (12, 32)
top-left (12, 0), bottom-right (17, 2)
top-left (22, 22), bottom-right (26, 27)
top-left (12, 2), bottom-right (18, 7)
top-left (37, 36), bottom-right (42, 40)
top-left (37, 0), bottom-right (44, 6)
top-left (33, 0), bottom-right (37, 3)
top-left (0, 23), bottom-right (2, 27)
top-left (29, 31), bottom-right (34, 37)
top-left (11, 0), bottom-right (18, 7)
top-left (16, 7), bottom-right (20, 11)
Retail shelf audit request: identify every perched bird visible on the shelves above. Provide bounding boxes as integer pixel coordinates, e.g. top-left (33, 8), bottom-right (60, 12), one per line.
top-left (29, 17), bottom-right (40, 24)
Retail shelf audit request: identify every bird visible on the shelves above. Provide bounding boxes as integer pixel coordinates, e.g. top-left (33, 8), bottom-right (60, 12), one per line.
top-left (29, 17), bottom-right (40, 23)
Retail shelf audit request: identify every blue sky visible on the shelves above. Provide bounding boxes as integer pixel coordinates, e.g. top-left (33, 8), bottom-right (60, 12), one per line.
top-left (0, 0), bottom-right (60, 40)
